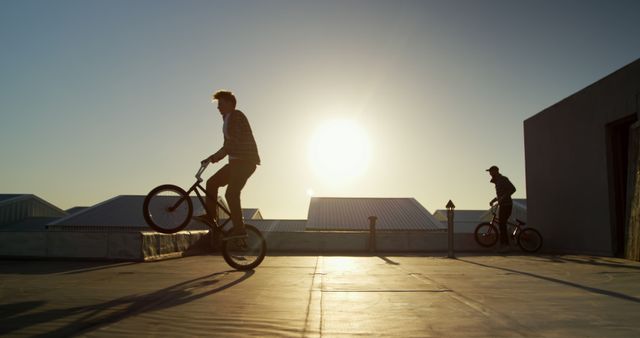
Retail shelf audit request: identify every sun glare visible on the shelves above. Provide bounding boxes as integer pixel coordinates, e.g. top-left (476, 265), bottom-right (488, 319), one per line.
top-left (308, 119), bottom-right (371, 184)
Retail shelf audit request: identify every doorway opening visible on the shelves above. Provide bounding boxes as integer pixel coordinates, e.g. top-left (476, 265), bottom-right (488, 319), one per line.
top-left (606, 114), bottom-right (638, 257)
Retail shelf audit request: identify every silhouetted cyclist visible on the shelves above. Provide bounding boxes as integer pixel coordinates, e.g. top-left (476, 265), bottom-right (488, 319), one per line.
top-left (487, 165), bottom-right (516, 252)
top-left (193, 90), bottom-right (261, 240)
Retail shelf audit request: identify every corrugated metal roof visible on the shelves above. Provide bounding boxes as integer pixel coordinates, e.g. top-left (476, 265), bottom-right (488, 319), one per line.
top-left (0, 194), bottom-right (23, 203)
top-left (66, 206), bottom-right (89, 215)
top-left (242, 208), bottom-right (262, 220)
top-left (48, 195), bottom-right (221, 231)
top-left (47, 195), bottom-right (257, 232)
top-left (249, 220), bottom-right (307, 233)
top-left (0, 194), bottom-right (67, 226)
top-left (306, 197), bottom-right (445, 231)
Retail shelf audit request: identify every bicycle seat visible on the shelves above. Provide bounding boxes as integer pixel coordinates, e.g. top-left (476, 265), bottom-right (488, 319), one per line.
top-left (516, 218), bottom-right (526, 225)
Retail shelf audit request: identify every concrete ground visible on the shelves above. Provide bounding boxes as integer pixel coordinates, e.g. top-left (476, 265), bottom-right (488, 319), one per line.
top-left (1, 254), bottom-right (639, 337)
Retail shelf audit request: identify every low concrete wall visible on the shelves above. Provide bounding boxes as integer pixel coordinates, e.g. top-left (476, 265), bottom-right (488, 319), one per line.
top-left (1, 230), bottom-right (495, 261)
top-left (261, 231), bottom-right (492, 253)
top-left (0, 231), bottom-right (210, 261)
top-left (141, 231), bottom-right (210, 260)
top-left (0, 232), bottom-right (47, 257)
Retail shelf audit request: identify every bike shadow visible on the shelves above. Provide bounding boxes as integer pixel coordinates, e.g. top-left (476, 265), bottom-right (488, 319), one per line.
top-left (0, 269), bottom-right (254, 337)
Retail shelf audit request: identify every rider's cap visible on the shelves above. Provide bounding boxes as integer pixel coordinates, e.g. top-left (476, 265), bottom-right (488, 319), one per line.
top-left (486, 165), bottom-right (499, 172)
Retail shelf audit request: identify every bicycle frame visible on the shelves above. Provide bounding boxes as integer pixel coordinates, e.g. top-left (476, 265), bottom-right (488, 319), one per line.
top-left (489, 204), bottom-right (524, 239)
top-left (169, 163), bottom-right (233, 232)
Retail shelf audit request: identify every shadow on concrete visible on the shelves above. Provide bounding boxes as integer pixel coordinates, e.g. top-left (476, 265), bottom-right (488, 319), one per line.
top-left (458, 258), bottom-right (640, 304)
top-left (0, 269), bottom-right (254, 337)
top-left (555, 256), bottom-right (640, 270)
top-left (377, 256), bottom-right (400, 265)
top-left (0, 260), bottom-right (139, 275)
top-left (0, 301), bottom-right (47, 320)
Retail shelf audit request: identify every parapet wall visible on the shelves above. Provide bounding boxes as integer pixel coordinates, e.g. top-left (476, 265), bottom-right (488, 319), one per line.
top-left (1, 230), bottom-right (492, 261)
top-left (0, 231), bottom-right (210, 261)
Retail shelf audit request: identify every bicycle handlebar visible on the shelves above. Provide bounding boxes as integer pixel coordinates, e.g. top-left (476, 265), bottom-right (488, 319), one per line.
top-left (195, 162), bottom-right (210, 182)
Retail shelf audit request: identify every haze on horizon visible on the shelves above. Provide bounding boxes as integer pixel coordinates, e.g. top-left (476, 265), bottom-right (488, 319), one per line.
top-left (1, 0), bottom-right (640, 219)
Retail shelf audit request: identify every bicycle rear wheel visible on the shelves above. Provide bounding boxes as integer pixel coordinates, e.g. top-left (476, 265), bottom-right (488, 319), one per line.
top-left (517, 228), bottom-right (543, 253)
top-left (474, 222), bottom-right (499, 247)
top-left (143, 184), bottom-right (193, 234)
top-left (222, 224), bottom-right (267, 270)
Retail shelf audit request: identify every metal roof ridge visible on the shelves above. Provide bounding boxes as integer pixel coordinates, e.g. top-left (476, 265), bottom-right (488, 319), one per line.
top-left (0, 194), bottom-right (31, 207)
top-left (29, 194), bottom-right (68, 215)
top-left (48, 195), bottom-right (123, 225)
top-left (0, 194), bottom-right (67, 215)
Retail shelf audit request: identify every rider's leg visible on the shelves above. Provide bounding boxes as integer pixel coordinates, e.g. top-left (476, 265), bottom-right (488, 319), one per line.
top-left (205, 164), bottom-right (230, 221)
top-left (225, 160), bottom-right (257, 230)
top-left (498, 204), bottom-right (513, 246)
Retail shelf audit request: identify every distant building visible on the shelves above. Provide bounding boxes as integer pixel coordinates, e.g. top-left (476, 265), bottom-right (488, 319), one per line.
top-left (250, 219), bottom-right (307, 233)
top-left (524, 58), bottom-right (640, 258)
top-left (47, 195), bottom-right (257, 232)
top-left (0, 194), bottom-right (67, 231)
top-left (306, 197), bottom-right (445, 231)
top-left (66, 206), bottom-right (89, 215)
top-left (0, 193), bottom-right (480, 259)
top-left (48, 195), bottom-right (443, 233)
top-left (433, 199), bottom-right (527, 233)
top-left (433, 210), bottom-right (489, 233)
top-left (242, 208), bottom-right (263, 220)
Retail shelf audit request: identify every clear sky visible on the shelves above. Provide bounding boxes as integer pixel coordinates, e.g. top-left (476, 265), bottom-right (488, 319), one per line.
top-left (1, 0), bottom-right (639, 219)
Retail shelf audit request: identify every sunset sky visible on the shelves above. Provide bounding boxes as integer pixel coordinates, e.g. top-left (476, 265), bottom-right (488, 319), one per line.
top-left (1, 0), bottom-right (640, 219)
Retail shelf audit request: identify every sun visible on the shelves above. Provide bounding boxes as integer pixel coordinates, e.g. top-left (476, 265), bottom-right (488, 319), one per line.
top-left (308, 119), bottom-right (371, 184)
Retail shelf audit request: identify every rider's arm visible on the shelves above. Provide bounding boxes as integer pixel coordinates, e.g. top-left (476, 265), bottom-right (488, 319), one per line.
top-left (207, 147), bottom-right (227, 163)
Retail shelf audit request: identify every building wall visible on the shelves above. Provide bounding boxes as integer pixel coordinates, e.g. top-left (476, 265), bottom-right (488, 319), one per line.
top-left (524, 59), bottom-right (640, 255)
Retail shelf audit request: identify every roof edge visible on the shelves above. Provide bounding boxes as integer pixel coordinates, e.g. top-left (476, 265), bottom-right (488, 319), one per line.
top-left (48, 195), bottom-right (122, 225)
top-left (524, 57), bottom-right (640, 123)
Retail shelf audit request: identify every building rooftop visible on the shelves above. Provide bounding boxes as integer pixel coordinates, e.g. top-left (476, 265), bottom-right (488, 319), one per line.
top-left (1, 255), bottom-right (638, 337)
top-left (306, 197), bottom-right (445, 231)
top-left (250, 219), bottom-right (307, 233)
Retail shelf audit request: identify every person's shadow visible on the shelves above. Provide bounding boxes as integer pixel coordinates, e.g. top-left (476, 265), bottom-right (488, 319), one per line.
top-left (0, 269), bottom-right (254, 337)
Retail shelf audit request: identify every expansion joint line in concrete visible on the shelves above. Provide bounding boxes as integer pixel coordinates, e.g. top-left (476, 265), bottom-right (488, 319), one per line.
top-left (303, 256), bottom-right (324, 337)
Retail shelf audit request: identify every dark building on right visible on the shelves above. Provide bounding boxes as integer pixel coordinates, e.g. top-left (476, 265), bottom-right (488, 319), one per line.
top-left (524, 58), bottom-right (640, 259)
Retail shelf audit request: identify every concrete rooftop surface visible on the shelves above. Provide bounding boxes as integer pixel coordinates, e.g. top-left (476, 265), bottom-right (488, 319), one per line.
top-left (1, 255), bottom-right (639, 337)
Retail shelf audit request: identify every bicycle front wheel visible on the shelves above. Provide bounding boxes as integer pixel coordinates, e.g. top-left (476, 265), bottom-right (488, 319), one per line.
top-left (222, 224), bottom-right (267, 270)
top-left (143, 184), bottom-right (193, 234)
top-left (474, 222), bottom-right (499, 247)
top-left (517, 228), bottom-right (543, 253)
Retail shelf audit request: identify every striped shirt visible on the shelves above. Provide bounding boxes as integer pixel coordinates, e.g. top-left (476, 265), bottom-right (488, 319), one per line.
top-left (214, 110), bottom-right (261, 165)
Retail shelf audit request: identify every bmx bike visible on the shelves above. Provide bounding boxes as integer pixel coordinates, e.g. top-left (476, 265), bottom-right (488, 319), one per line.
top-left (474, 203), bottom-right (543, 253)
top-left (142, 162), bottom-right (266, 270)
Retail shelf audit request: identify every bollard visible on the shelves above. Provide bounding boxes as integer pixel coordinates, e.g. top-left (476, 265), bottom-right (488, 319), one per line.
top-left (446, 200), bottom-right (456, 258)
top-left (368, 216), bottom-right (378, 252)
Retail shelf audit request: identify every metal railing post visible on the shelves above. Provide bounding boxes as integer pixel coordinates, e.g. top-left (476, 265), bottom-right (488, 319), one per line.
top-left (446, 200), bottom-right (456, 258)
top-left (368, 216), bottom-right (378, 252)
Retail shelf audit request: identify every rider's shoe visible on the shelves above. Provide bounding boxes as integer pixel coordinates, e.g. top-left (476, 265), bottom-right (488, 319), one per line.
top-left (223, 226), bottom-right (248, 240)
top-left (192, 214), bottom-right (215, 226)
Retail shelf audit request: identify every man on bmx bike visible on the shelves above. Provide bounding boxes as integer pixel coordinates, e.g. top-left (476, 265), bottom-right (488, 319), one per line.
top-left (193, 90), bottom-right (261, 240)
top-left (487, 165), bottom-right (516, 253)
